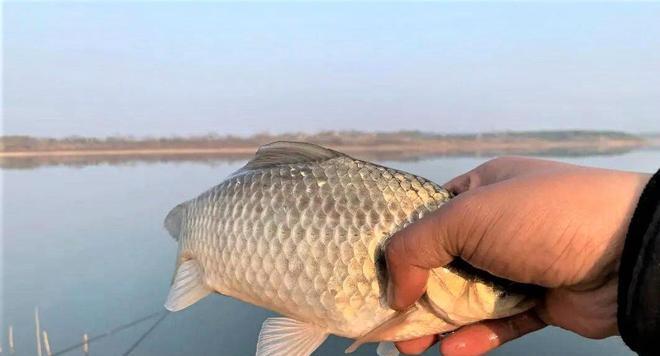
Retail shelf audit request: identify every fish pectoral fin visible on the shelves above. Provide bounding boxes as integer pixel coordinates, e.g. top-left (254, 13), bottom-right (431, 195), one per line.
top-left (345, 305), bottom-right (418, 353)
top-left (256, 317), bottom-right (328, 356)
top-left (376, 342), bottom-right (400, 356)
top-left (164, 259), bottom-right (212, 312)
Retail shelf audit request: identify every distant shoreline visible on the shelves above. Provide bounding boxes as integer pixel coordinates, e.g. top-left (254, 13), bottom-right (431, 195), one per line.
top-left (0, 147), bottom-right (257, 158)
top-left (1, 130), bottom-right (657, 168)
top-left (0, 140), bottom-right (648, 158)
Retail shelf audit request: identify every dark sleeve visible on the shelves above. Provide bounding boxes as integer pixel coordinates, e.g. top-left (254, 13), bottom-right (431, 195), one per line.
top-left (618, 169), bottom-right (660, 355)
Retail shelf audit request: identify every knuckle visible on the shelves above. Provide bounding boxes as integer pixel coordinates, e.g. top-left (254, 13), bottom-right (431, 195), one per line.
top-left (464, 172), bottom-right (481, 190)
top-left (386, 224), bottom-right (433, 268)
top-left (486, 155), bottom-right (516, 167)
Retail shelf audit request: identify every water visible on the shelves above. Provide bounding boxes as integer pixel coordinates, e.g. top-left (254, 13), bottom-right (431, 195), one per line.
top-left (4, 151), bottom-right (658, 356)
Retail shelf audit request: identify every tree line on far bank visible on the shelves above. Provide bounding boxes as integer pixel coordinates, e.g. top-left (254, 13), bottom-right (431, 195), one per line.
top-left (0, 130), bottom-right (645, 152)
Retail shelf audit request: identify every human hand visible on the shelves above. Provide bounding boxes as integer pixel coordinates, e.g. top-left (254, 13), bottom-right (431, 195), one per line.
top-left (385, 157), bottom-right (651, 355)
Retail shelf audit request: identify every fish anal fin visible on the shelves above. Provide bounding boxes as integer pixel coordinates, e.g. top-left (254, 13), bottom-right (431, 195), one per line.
top-left (256, 317), bottom-right (328, 356)
top-left (345, 305), bottom-right (418, 353)
top-left (164, 259), bottom-right (212, 312)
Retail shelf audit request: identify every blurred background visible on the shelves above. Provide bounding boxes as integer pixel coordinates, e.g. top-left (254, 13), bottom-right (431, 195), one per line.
top-left (2, 2), bottom-right (659, 355)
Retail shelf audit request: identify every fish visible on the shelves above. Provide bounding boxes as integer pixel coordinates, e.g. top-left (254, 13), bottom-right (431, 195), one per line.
top-left (163, 141), bottom-right (536, 356)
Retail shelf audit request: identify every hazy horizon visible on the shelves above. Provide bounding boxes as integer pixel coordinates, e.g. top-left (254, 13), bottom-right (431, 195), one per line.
top-left (4, 2), bottom-right (660, 137)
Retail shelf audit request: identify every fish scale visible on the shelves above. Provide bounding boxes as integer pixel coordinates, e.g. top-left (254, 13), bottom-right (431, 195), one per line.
top-left (164, 142), bottom-right (535, 355)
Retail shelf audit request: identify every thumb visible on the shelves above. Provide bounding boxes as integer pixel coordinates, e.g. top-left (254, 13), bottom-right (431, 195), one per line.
top-left (385, 199), bottom-right (467, 311)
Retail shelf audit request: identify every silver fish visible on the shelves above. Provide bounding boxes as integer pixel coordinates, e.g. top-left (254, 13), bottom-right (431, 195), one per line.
top-left (163, 142), bottom-right (535, 356)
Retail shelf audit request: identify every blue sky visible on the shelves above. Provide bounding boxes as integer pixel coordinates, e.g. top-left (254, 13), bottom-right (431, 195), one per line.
top-left (3, 2), bottom-right (660, 137)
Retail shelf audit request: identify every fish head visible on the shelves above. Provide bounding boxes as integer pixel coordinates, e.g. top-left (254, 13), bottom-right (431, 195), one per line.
top-left (421, 260), bottom-right (541, 325)
top-left (375, 242), bottom-right (538, 326)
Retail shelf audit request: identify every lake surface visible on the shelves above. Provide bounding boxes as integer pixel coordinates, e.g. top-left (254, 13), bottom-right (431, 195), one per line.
top-left (3, 150), bottom-right (658, 356)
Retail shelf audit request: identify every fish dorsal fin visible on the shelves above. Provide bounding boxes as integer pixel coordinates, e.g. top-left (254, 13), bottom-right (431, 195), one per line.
top-left (242, 141), bottom-right (347, 171)
top-left (256, 317), bottom-right (328, 356)
top-left (164, 259), bottom-right (212, 312)
top-left (164, 203), bottom-right (186, 241)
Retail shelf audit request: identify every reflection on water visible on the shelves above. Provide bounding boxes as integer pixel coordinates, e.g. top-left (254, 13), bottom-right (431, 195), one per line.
top-left (4, 150), bottom-right (656, 355)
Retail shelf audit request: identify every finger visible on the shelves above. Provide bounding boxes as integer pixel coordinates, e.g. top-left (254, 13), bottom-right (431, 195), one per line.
top-left (442, 158), bottom-right (510, 194)
top-left (442, 159), bottom-right (508, 194)
top-left (440, 311), bottom-right (546, 356)
top-left (385, 205), bottom-right (460, 310)
top-left (443, 156), bottom-right (572, 195)
top-left (442, 172), bottom-right (474, 195)
top-left (394, 335), bottom-right (437, 355)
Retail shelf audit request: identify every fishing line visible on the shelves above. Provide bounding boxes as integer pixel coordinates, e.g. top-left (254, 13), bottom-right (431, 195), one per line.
top-left (121, 311), bottom-right (168, 356)
top-left (52, 310), bottom-right (166, 355)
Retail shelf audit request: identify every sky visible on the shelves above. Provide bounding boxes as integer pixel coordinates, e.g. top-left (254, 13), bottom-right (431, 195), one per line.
top-left (3, 2), bottom-right (660, 137)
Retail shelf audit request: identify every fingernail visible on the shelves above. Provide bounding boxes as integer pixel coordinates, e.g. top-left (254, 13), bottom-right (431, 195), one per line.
top-left (454, 341), bottom-right (466, 350)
